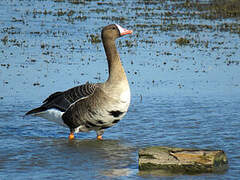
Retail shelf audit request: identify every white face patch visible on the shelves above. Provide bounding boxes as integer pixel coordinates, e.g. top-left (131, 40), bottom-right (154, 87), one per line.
top-left (115, 24), bottom-right (126, 35)
top-left (115, 24), bottom-right (133, 36)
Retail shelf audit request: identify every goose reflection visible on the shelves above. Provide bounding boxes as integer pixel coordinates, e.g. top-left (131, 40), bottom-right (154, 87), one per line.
top-left (51, 139), bottom-right (136, 177)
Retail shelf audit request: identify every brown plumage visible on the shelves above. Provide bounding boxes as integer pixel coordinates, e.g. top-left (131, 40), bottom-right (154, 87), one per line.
top-left (25, 24), bottom-right (132, 140)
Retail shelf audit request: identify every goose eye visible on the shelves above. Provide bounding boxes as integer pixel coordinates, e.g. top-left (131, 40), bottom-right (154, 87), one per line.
top-left (112, 27), bottom-right (116, 30)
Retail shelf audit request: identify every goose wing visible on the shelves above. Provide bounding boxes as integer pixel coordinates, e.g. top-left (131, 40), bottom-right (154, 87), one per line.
top-left (25, 82), bottom-right (97, 115)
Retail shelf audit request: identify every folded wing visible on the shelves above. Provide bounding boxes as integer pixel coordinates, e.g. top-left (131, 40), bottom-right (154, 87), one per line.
top-left (25, 82), bottom-right (96, 115)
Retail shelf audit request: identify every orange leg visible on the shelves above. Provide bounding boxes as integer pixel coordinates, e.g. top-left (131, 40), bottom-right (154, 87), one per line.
top-left (97, 135), bottom-right (103, 140)
top-left (68, 132), bottom-right (75, 140)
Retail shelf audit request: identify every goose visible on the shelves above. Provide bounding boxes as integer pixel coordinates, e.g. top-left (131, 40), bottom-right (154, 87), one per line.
top-left (25, 24), bottom-right (132, 140)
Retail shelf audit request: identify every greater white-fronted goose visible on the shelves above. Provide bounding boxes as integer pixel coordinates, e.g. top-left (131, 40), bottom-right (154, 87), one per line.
top-left (25, 24), bottom-right (132, 140)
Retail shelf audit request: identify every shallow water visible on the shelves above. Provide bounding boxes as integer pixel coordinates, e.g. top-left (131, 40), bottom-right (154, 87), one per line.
top-left (0, 0), bottom-right (240, 179)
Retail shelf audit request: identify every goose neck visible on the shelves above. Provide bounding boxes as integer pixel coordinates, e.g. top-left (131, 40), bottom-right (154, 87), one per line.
top-left (102, 38), bottom-right (127, 83)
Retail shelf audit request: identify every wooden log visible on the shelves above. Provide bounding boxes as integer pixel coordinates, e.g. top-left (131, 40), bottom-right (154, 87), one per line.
top-left (138, 146), bottom-right (228, 175)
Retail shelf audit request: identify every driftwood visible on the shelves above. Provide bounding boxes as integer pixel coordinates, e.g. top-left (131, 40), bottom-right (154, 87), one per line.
top-left (139, 146), bottom-right (228, 175)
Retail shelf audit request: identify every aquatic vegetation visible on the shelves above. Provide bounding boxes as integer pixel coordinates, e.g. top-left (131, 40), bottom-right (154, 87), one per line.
top-left (225, 60), bottom-right (240, 66)
top-left (67, 10), bottom-right (75, 17)
top-left (0, 0), bottom-right (240, 179)
top-left (68, 0), bottom-right (86, 5)
top-left (201, 0), bottom-right (240, 19)
top-left (33, 82), bottom-right (40, 86)
top-left (1, 64), bottom-right (10, 68)
top-left (88, 34), bottom-right (101, 44)
top-left (1, 35), bottom-right (8, 45)
top-left (175, 38), bottom-right (190, 46)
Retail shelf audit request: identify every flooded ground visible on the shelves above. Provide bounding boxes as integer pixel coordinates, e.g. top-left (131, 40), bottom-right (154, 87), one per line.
top-left (0, 0), bottom-right (240, 179)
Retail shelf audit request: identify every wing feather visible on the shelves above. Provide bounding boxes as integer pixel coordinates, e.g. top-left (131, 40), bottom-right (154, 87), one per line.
top-left (25, 82), bottom-right (97, 115)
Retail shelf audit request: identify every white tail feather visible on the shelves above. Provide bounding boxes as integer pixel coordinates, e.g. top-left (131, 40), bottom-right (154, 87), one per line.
top-left (33, 109), bottom-right (66, 127)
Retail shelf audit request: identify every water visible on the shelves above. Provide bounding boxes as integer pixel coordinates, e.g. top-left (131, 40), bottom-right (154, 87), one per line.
top-left (0, 0), bottom-right (240, 179)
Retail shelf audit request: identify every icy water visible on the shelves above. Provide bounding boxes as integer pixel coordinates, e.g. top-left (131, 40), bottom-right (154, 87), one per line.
top-left (0, 0), bottom-right (240, 179)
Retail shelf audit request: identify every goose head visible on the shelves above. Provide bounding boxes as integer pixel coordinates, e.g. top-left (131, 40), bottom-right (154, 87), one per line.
top-left (101, 24), bottom-right (132, 41)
